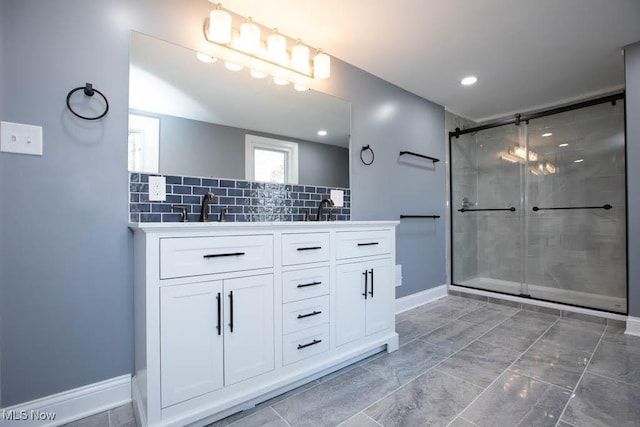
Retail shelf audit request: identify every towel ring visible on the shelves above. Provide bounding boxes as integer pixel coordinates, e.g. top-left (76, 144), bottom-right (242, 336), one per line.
top-left (66, 83), bottom-right (109, 120)
top-left (360, 145), bottom-right (375, 165)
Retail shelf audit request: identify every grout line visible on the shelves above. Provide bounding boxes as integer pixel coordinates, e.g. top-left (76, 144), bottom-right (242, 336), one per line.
top-left (270, 406), bottom-right (292, 427)
top-left (581, 370), bottom-right (640, 391)
top-left (447, 317), bottom-right (561, 423)
top-left (554, 321), bottom-right (608, 425)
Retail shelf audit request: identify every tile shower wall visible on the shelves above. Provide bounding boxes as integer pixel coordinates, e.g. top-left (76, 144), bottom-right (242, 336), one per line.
top-left (129, 173), bottom-right (351, 223)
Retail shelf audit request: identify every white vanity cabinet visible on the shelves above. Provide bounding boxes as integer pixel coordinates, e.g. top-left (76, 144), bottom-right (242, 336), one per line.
top-left (131, 221), bottom-right (398, 427)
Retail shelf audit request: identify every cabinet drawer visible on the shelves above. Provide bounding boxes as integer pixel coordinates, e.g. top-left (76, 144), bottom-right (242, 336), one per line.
top-left (282, 233), bottom-right (330, 266)
top-left (282, 296), bottom-right (330, 335)
top-left (283, 324), bottom-right (330, 366)
top-left (282, 266), bottom-right (330, 303)
top-left (336, 230), bottom-right (392, 260)
top-left (160, 235), bottom-right (273, 279)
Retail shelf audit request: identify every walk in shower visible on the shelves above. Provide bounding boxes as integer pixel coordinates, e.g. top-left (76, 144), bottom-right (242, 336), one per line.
top-left (450, 95), bottom-right (627, 313)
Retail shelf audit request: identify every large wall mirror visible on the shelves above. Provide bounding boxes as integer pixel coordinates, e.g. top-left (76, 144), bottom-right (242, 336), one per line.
top-left (129, 32), bottom-right (351, 188)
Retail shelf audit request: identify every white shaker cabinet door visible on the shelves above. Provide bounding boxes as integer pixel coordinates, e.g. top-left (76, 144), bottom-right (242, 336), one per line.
top-left (223, 274), bottom-right (275, 385)
top-left (160, 281), bottom-right (224, 408)
top-left (335, 263), bottom-right (367, 346)
top-left (365, 259), bottom-right (393, 336)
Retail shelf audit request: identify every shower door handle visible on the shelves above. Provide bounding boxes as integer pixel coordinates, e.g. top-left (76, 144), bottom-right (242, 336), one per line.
top-left (458, 207), bottom-right (516, 212)
top-left (532, 204), bottom-right (612, 212)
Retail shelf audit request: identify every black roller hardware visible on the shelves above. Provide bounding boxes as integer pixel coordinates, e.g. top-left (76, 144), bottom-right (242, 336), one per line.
top-left (532, 204), bottom-right (612, 212)
top-left (362, 271), bottom-right (368, 299)
top-left (203, 252), bottom-right (245, 258)
top-left (297, 339), bottom-right (322, 350)
top-left (458, 207), bottom-right (516, 213)
top-left (228, 291), bottom-right (234, 333)
top-left (297, 246), bottom-right (322, 251)
top-left (357, 242), bottom-right (379, 246)
top-left (369, 269), bottom-right (374, 297)
top-left (400, 215), bottom-right (441, 219)
top-left (216, 293), bottom-right (221, 335)
top-left (297, 310), bottom-right (322, 319)
top-left (297, 281), bottom-right (322, 288)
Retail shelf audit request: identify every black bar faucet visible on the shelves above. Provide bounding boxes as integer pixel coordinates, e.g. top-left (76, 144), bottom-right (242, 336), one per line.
top-left (317, 198), bottom-right (335, 221)
top-left (200, 192), bottom-right (216, 222)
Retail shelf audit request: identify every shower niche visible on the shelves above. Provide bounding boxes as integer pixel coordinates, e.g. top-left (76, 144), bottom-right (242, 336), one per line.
top-left (450, 96), bottom-right (627, 313)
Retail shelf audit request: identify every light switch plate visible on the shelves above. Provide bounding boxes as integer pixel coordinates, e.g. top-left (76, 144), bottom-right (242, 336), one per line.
top-left (1, 121), bottom-right (43, 156)
top-left (330, 189), bottom-right (344, 207)
top-left (148, 176), bottom-right (166, 201)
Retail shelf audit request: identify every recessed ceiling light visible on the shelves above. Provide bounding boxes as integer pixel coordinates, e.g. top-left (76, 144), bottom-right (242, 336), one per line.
top-left (542, 132), bottom-right (553, 137)
top-left (559, 143), bottom-right (569, 147)
top-left (574, 159), bottom-right (584, 163)
top-left (317, 130), bottom-right (327, 136)
top-left (461, 76), bottom-right (478, 86)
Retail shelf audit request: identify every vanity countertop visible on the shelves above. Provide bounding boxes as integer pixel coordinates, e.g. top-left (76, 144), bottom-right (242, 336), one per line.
top-left (129, 220), bottom-right (399, 232)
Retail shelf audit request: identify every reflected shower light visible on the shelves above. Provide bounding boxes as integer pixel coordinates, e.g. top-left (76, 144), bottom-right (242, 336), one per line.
top-left (559, 143), bottom-right (569, 147)
top-left (500, 153), bottom-right (520, 163)
top-left (317, 130), bottom-right (327, 136)
top-left (542, 132), bottom-right (553, 137)
top-left (509, 145), bottom-right (538, 162)
top-left (574, 159), bottom-right (584, 163)
top-left (461, 76), bottom-right (478, 86)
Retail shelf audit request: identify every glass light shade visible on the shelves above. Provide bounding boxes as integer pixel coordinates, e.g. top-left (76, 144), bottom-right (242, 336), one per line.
top-left (240, 19), bottom-right (261, 54)
top-left (196, 52), bottom-right (217, 64)
top-left (209, 8), bottom-right (232, 44)
top-left (294, 84), bottom-right (309, 91)
top-left (225, 61), bottom-right (243, 71)
top-left (291, 43), bottom-right (310, 74)
top-left (313, 51), bottom-right (331, 79)
top-left (268, 32), bottom-right (288, 65)
top-left (251, 69), bottom-right (268, 79)
top-left (273, 77), bottom-right (290, 86)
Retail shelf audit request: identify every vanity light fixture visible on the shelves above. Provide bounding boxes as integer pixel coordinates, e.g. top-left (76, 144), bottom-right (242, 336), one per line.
top-left (461, 76), bottom-right (478, 86)
top-left (203, 2), bottom-right (331, 90)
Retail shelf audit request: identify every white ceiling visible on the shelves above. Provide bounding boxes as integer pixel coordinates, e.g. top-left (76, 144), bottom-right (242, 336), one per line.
top-left (222, 0), bottom-right (640, 122)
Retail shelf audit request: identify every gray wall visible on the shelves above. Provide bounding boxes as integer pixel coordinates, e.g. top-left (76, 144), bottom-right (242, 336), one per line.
top-left (149, 112), bottom-right (349, 188)
top-left (626, 41), bottom-right (640, 316)
top-left (0, 0), bottom-right (445, 405)
top-left (0, 0), bottom-right (4, 406)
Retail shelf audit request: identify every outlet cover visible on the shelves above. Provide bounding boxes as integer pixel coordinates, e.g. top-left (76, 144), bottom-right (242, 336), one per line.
top-left (1, 121), bottom-right (43, 156)
top-left (330, 189), bottom-right (344, 207)
top-left (148, 176), bottom-right (166, 201)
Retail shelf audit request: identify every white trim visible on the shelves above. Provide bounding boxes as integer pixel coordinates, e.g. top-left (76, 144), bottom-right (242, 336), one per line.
top-left (1, 375), bottom-right (131, 427)
top-left (245, 134), bottom-right (299, 184)
top-left (626, 316), bottom-right (640, 337)
top-left (395, 284), bottom-right (447, 314)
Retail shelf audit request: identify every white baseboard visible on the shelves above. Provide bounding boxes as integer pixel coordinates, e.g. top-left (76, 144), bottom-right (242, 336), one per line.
top-left (626, 316), bottom-right (640, 337)
top-left (1, 375), bottom-right (131, 427)
top-left (396, 284), bottom-right (447, 314)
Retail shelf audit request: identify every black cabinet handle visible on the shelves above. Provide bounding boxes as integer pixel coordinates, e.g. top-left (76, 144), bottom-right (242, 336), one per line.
top-left (369, 269), bottom-right (374, 297)
top-left (228, 291), bottom-right (234, 333)
top-left (203, 252), bottom-right (245, 259)
top-left (362, 271), bottom-right (368, 299)
top-left (297, 281), bottom-right (322, 288)
top-left (297, 339), bottom-right (322, 350)
top-left (216, 292), bottom-right (221, 335)
top-left (297, 310), bottom-right (322, 319)
top-left (357, 242), bottom-right (379, 246)
top-left (296, 246), bottom-right (322, 251)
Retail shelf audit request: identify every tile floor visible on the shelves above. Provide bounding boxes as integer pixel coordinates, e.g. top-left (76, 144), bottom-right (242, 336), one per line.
top-left (66, 295), bottom-right (640, 427)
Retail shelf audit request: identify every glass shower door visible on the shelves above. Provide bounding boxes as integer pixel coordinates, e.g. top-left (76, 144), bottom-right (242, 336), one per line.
top-left (524, 102), bottom-right (627, 312)
top-left (451, 125), bottom-right (525, 296)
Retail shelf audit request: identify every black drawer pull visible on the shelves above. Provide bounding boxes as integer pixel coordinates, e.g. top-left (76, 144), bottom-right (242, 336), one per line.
top-left (357, 242), bottom-right (379, 246)
top-left (216, 293), bottom-right (221, 335)
top-left (297, 339), bottom-right (322, 350)
top-left (297, 281), bottom-right (322, 288)
top-left (297, 310), bottom-right (322, 319)
top-left (297, 246), bottom-right (322, 251)
top-left (203, 252), bottom-right (245, 259)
